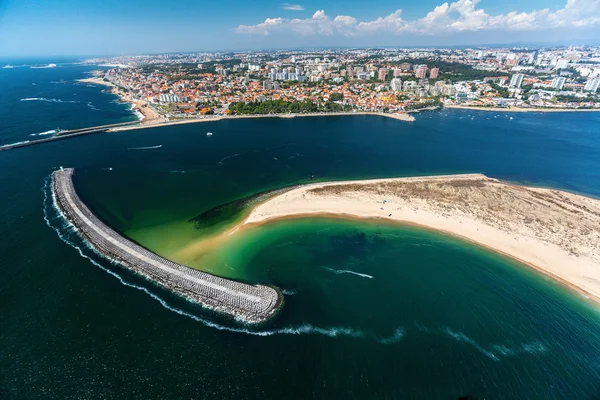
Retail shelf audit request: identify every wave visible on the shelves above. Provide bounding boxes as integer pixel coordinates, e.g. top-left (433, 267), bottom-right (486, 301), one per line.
top-left (324, 267), bottom-right (373, 279)
top-left (282, 289), bottom-right (298, 295)
top-left (39, 179), bottom-right (551, 354)
top-left (129, 103), bottom-right (145, 121)
top-left (127, 145), bottom-right (162, 150)
top-left (41, 177), bottom-right (407, 343)
top-left (87, 102), bottom-right (100, 111)
top-left (30, 129), bottom-right (57, 137)
top-left (20, 97), bottom-right (79, 104)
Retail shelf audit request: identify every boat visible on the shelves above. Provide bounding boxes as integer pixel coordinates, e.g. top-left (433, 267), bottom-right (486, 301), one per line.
top-left (206, 132), bottom-right (213, 136)
top-left (2, 65), bottom-right (13, 69)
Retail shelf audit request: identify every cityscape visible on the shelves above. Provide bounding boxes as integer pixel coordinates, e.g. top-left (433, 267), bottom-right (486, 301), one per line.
top-left (83, 45), bottom-right (600, 122)
top-left (3, 0), bottom-right (600, 398)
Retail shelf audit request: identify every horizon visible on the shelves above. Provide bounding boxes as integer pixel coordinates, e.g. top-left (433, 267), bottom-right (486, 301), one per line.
top-left (1, 0), bottom-right (600, 57)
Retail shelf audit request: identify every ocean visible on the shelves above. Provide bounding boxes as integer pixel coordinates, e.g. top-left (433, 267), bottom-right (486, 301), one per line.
top-left (0, 59), bottom-right (137, 145)
top-left (1, 66), bottom-right (600, 399)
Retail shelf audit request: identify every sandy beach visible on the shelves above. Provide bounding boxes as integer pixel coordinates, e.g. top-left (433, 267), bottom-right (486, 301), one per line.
top-left (244, 174), bottom-right (600, 302)
top-left (78, 77), bottom-right (160, 122)
top-left (107, 111), bottom-right (415, 132)
top-left (445, 104), bottom-right (600, 113)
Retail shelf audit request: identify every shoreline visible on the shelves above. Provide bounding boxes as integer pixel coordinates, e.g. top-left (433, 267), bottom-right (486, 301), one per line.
top-left (444, 104), bottom-right (600, 113)
top-left (107, 111), bottom-right (415, 133)
top-left (78, 77), bottom-right (160, 122)
top-left (241, 174), bottom-right (600, 305)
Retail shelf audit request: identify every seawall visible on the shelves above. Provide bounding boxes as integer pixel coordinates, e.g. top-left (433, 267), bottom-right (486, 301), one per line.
top-left (52, 168), bottom-right (282, 323)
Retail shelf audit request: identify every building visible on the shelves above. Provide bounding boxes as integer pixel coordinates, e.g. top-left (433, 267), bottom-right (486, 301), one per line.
top-left (390, 78), bottom-right (402, 92)
top-left (509, 73), bottom-right (525, 89)
top-left (263, 79), bottom-right (273, 90)
top-left (399, 63), bottom-right (412, 71)
top-left (429, 68), bottom-right (439, 79)
top-left (378, 68), bottom-right (388, 81)
top-left (415, 66), bottom-right (428, 79)
top-left (584, 77), bottom-right (600, 92)
top-left (393, 69), bottom-right (402, 77)
top-left (551, 77), bottom-right (566, 90)
top-left (556, 59), bottom-right (569, 69)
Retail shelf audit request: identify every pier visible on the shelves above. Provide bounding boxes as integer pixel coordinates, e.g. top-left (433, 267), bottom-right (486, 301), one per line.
top-left (52, 168), bottom-right (282, 323)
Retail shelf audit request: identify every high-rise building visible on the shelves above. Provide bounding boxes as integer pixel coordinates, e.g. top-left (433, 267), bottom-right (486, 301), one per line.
top-left (415, 66), bottom-right (428, 79)
top-left (584, 77), bottom-right (600, 92)
top-left (429, 68), bottom-right (439, 79)
top-left (551, 77), bottom-right (566, 90)
top-left (390, 78), bottom-right (402, 92)
top-left (556, 59), bottom-right (569, 69)
top-left (393, 69), bottom-right (402, 77)
top-left (378, 68), bottom-right (388, 81)
top-left (509, 73), bottom-right (525, 89)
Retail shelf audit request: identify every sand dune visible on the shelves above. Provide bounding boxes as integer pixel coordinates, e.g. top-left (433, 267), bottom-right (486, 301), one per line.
top-left (245, 174), bottom-right (600, 302)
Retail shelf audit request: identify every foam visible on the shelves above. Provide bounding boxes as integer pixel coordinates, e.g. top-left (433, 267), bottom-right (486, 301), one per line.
top-left (20, 97), bottom-right (78, 104)
top-left (324, 267), bottom-right (373, 279)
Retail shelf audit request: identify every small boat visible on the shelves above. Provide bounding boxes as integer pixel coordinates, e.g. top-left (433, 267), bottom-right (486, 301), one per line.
top-left (2, 65), bottom-right (14, 69)
top-left (206, 132), bottom-right (213, 136)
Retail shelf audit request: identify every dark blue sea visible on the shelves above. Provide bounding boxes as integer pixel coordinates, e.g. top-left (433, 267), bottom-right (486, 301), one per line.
top-left (0, 57), bottom-right (136, 145)
top-left (1, 63), bottom-right (600, 399)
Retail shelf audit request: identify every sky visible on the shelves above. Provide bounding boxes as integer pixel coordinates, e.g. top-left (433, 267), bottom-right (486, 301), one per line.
top-left (0, 0), bottom-right (599, 57)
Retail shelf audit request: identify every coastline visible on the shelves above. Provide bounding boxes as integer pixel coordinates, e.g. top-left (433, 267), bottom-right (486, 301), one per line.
top-left (444, 104), bottom-right (600, 113)
top-left (78, 77), bottom-right (160, 122)
top-left (241, 174), bottom-right (600, 304)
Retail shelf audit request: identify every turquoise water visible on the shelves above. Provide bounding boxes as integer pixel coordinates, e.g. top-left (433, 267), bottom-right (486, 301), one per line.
top-left (2, 111), bottom-right (600, 398)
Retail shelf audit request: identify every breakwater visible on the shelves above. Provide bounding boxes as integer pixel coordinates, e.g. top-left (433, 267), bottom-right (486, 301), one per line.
top-left (52, 168), bottom-right (282, 323)
top-left (0, 121), bottom-right (139, 152)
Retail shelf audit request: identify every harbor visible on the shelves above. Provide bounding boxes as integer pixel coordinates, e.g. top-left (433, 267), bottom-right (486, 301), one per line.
top-left (52, 168), bottom-right (283, 323)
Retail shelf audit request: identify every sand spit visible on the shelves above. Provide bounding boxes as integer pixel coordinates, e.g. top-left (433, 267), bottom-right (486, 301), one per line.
top-left (245, 174), bottom-right (600, 302)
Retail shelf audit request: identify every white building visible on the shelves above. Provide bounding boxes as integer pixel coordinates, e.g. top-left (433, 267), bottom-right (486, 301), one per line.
top-left (584, 77), bottom-right (600, 92)
top-left (551, 77), bottom-right (566, 90)
top-left (390, 78), bottom-right (402, 92)
top-left (509, 73), bottom-right (525, 89)
top-left (556, 59), bottom-right (570, 69)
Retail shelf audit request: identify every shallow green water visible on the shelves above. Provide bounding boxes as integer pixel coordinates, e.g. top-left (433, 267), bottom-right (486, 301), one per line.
top-left (2, 112), bottom-right (600, 398)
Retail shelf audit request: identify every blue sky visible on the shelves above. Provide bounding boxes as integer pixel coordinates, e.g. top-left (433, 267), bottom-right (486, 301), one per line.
top-left (0, 0), bottom-right (599, 56)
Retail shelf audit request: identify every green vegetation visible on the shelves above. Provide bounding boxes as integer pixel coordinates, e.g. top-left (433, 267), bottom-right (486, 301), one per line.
top-left (405, 98), bottom-right (443, 111)
top-left (394, 58), bottom-right (490, 83)
top-left (228, 99), bottom-right (352, 115)
top-left (490, 82), bottom-right (510, 98)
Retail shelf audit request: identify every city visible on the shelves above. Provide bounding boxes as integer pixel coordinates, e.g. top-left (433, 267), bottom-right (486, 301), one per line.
top-left (85, 46), bottom-right (600, 121)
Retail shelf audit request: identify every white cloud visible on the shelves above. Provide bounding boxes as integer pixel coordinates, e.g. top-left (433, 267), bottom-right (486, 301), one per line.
top-left (234, 0), bottom-right (600, 36)
top-left (281, 3), bottom-right (305, 11)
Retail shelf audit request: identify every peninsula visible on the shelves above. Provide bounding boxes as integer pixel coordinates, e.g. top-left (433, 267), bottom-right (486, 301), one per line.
top-left (52, 168), bottom-right (283, 323)
top-left (244, 174), bottom-right (600, 301)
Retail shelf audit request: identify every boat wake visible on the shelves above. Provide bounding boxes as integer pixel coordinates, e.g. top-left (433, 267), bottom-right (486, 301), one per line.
top-left (324, 267), bottom-right (373, 279)
top-left (127, 145), bottom-right (162, 150)
top-left (87, 102), bottom-right (100, 111)
top-left (20, 97), bottom-right (78, 104)
top-left (39, 178), bottom-right (550, 355)
top-left (40, 177), bottom-right (390, 341)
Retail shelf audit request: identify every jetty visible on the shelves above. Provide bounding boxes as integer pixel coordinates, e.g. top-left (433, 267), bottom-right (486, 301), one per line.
top-left (52, 168), bottom-right (282, 323)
